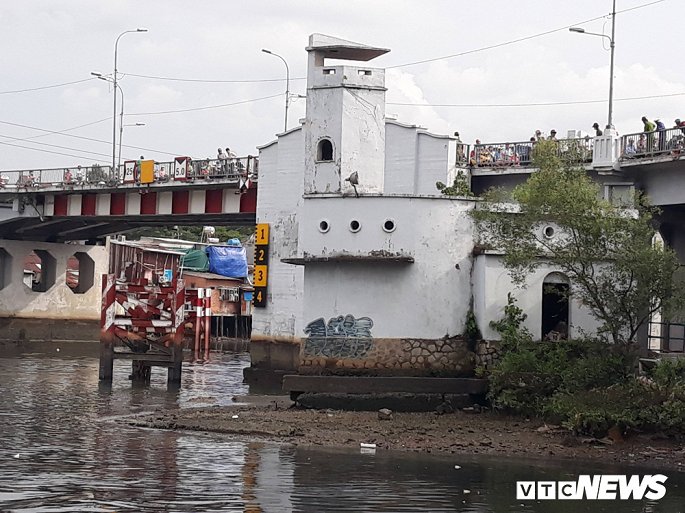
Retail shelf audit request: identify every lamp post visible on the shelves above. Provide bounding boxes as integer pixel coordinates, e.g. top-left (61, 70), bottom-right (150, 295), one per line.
top-left (112, 29), bottom-right (147, 175)
top-left (261, 48), bottom-right (290, 132)
top-left (570, 0), bottom-right (616, 131)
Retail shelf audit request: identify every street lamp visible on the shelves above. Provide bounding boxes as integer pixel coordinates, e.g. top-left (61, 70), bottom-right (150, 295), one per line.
top-left (570, 0), bottom-right (616, 131)
top-left (112, 29), bottom-right (147, 175)
top-left (93, 73), bottom-right (125, 173)
top-left (261, 48), bottom-right (290, 132)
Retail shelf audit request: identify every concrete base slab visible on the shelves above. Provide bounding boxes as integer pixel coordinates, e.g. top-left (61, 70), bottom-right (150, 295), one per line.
top-left (0, 318), bottom-right (99, 344)
top-left (283, 375), bottom-right (488, 395)
top-left (295, 392), bottom-right (472, 412)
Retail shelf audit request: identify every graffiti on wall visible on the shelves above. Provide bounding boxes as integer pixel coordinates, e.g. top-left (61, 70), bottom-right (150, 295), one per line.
top-left (303, 314), bottom-right (374, 358)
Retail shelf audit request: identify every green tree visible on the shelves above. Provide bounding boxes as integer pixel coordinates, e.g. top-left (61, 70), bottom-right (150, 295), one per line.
top-left (472, 139), bottom-right (684, 345)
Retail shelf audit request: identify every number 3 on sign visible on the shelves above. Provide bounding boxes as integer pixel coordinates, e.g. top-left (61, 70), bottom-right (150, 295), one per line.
top-left (254, 265), bottom-right (268, 287)
top-left (256, 223), bottom-right (270, 245)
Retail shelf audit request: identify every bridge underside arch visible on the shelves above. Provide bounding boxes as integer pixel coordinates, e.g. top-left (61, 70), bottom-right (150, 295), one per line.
top-left (0, 213), bottom-right (256, 243)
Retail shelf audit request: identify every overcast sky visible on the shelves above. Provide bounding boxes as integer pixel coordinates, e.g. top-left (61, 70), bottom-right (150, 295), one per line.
top-left (0, 0), bottom-right (681, 170)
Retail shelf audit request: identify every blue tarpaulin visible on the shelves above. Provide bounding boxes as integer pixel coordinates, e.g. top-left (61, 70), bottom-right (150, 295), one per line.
top-left (207, 246), bottom-right (248, 278)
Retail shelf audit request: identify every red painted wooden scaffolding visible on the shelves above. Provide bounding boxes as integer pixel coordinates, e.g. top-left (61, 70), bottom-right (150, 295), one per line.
top-left (99, 240), bottom-right (187, 385)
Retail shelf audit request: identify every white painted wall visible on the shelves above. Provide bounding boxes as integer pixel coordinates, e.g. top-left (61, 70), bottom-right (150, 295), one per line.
top-left (299, 196), bottom-right (475, 339)
top-left (305, 62), bottom-right (386, 195)
top-left (252, 127), bottom-right (305, 339)
top-left (0, 239), bottom-right (108, 320)
top-left (384, 121), bottom-right (456, 196)
top-left (472, 253), bottom-right (603, 340)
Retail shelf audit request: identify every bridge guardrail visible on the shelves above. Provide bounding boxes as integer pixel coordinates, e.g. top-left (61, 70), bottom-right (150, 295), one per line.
top-left (470, 137), bottom-right (593, 168)
top-left (619, 128), bottom-right (685, 161)
top-left (1, 156), bottom-right (258, 190)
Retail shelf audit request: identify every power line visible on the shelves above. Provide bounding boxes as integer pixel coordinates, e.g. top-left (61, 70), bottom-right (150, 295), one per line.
top-left (0, 141), bottom-right (110, 163)
top-left (0, 133), bottom-right (112, 158)
top-left (10, 117), bottom-right (111, 144)
top-left (386, 91), bottom-right (685, 108)
top-left (0, 78), bottom-right (95, 95)
top-left (386, 0), bottom-right (665, 69)
top-left (128, 93), bottom-right (283, 116)
top-left (122, 72), bottom-right (306, 84)
top-left (0, 119), bottom-right (182, 157)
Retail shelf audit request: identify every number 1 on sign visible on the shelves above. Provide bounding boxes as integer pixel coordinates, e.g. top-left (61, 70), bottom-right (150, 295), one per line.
top-left (256, 223), bottom-right (270, 245)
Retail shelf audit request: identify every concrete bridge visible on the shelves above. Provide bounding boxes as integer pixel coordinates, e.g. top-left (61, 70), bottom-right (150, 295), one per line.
top-left (0, 155), bottom-right (258, 242)
top-left (463, 129), bottom-right (685, 242)
top-left (0, 155), bottom-right (259, 340)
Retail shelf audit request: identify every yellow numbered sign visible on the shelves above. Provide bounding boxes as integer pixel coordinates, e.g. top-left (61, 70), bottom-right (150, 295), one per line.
top-left (254, 265), bottom-right (268, 287)
top-left (256, 223), bottom-right (270, 245)
top-left (253, 287), bottom-right (267, 308)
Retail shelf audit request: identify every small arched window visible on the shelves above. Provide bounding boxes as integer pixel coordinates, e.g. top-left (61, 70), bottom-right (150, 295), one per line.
top-left (317, 139), bottom-right (333, 161)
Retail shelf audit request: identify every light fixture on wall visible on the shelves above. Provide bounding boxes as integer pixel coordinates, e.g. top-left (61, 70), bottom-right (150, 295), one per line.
top-left (345, 171), bottom-right (359, 197)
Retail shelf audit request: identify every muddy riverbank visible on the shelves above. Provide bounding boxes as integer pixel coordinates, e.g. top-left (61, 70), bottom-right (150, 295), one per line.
top-left (128, 397), bottom-right (685, 472)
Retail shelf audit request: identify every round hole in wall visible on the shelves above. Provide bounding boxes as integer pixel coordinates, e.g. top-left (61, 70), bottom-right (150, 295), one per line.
top-left (383, 218), bottom-right (396, 233)
top-left (318, 219), bottom-right (330, 233)
top-left (349, 219), bottom-right (361, 233)
top-left (543, 226), bottom-right (555, 238)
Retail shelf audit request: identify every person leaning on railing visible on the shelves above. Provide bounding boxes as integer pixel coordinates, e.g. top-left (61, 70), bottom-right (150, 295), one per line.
top-left (624, 138), bottom-right (637, 158)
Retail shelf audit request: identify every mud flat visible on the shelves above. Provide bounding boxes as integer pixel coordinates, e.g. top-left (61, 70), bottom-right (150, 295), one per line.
top-left (128, 397), bottom-right (685, 472)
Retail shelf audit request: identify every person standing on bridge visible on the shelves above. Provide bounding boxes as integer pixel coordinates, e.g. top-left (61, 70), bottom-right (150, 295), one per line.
top-left (655, 119), bottom-right (667, 151)
top-left (592, 122), bottom-right (603, 137)
top-left (217, 148), bottom-right (227, 175)
top-left (675, 118), bottom-right (685, 135)
top-left (225, 147), bottom-right (237, 175)
top-left (642, 117), bottom-right (656, 153)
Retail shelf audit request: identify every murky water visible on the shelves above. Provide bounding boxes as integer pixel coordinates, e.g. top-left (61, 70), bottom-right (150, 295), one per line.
top-left (0, 343), bottom-right (684, 512)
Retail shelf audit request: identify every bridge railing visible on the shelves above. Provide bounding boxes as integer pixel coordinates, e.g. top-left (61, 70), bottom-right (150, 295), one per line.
top-left (0, 165), bottom-right (115, 190)
top-left (469, 137), bottom-right (593, 168)
top-left (186, 156), bottom-right (258, 181)
top-left (1, 156), bottom-right (258, 190)
top-left (619, 128), bottom-right (685, 161)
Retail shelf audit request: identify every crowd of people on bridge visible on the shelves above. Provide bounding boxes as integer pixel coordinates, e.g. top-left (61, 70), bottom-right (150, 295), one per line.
top-left (460, 115), bottom-right (685, 167)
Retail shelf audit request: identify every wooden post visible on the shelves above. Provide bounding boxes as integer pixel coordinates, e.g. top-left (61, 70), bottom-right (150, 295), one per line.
top-left (168, 344), bottom-right (183, 385)
top-left (194, 287), bottom-right (203, 357)
top-left (99, 274), bottom-right (116, 381)
top-left (204, 287), bottom-right (211, 357)
top-left (168, 278), bottom-right (185, 386)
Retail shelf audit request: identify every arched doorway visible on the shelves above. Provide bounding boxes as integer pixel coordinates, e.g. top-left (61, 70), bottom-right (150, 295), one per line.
top-left (542, 272), bottom-right (569, 340)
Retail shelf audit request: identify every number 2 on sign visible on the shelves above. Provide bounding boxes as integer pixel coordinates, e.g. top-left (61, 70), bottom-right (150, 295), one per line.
top-left (254, 265), bottom-right (268, 286)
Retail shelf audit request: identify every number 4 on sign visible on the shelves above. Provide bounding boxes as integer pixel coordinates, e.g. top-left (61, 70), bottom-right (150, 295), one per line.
top-left (253, 286), bottom-right (267, 307)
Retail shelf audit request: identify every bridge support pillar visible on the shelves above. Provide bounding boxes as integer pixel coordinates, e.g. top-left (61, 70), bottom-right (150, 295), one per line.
top-left (592, 128), bottom-right (620, 169)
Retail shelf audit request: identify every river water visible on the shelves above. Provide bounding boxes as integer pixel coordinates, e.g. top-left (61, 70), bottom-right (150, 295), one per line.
top-left (0, 343), bottom-right (684, 513)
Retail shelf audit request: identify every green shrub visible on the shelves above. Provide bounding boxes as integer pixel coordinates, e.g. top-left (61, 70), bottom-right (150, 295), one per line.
top-left (488, 337), bottom-right (636, 415)
top-left (648, 358), bottom-right (685, 389)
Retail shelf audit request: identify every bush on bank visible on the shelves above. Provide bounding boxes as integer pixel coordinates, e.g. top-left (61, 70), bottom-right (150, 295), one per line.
top-left (485, 297), bottom-right (685, 437)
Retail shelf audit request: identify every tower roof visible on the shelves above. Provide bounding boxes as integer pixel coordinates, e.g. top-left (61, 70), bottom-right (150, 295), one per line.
top-left (306, 33), bottom-right (389, 62)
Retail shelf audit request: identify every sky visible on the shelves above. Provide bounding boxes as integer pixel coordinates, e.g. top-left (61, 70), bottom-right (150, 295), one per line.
top-left (0, 0), bottom-right (682, 170)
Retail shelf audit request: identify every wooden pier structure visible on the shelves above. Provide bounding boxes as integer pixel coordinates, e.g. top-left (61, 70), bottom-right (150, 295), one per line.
top-left (99, 241), bottom-right (187, 385)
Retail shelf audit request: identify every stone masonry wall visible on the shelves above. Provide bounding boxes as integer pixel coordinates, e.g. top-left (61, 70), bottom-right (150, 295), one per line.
top-left (475, 340), bottom-right (501, 371)
top-left (299, 336), bottom-right (476, 377)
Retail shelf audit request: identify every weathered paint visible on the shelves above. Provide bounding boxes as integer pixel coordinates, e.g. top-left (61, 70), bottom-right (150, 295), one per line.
top-left (472, 253), bottom-right (602, 341)
top-left (252, 128), bottom-right (305, 340)
top-left (0, 239), bottom-right (108, 320)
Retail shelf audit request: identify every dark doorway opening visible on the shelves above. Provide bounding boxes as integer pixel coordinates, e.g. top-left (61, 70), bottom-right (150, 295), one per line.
top-left (542, 283), bottom-right (569, 340)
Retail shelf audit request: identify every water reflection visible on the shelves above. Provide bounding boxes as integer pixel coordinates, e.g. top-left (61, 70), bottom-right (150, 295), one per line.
top-left (0, 345), bottom-right (683, 512)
